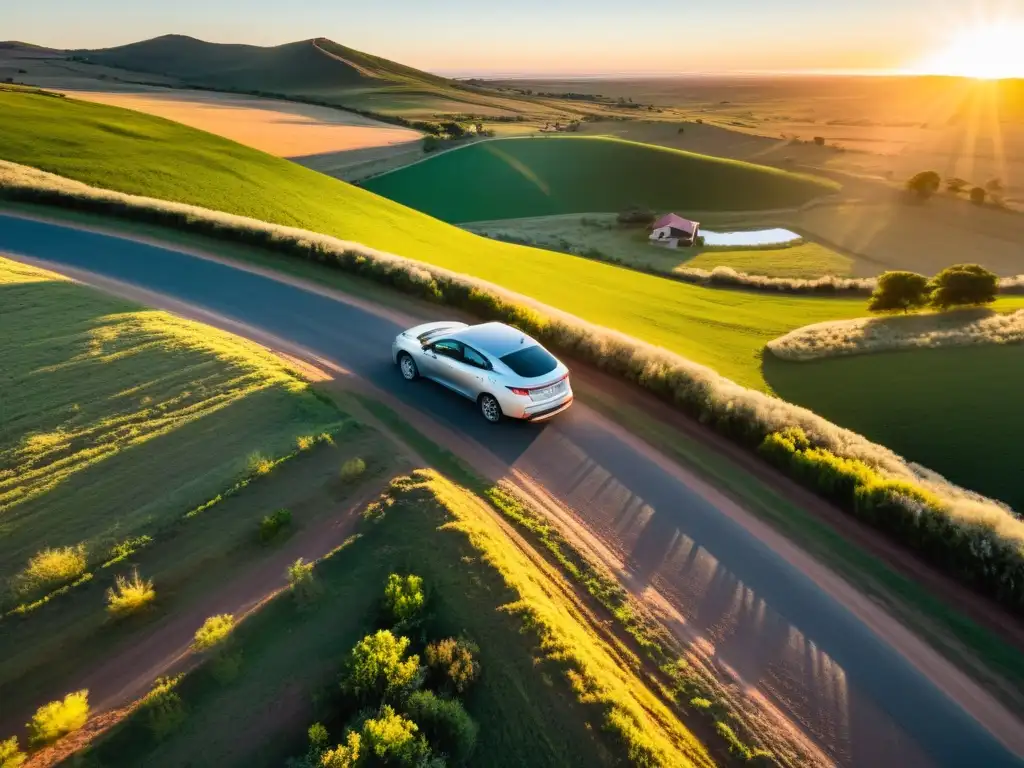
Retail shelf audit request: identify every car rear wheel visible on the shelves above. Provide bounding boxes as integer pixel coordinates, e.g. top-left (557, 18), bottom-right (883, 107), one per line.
top-left (479, 394), bottom-right (503, 423)
top-left (398, 352), bottom-right (419, 381)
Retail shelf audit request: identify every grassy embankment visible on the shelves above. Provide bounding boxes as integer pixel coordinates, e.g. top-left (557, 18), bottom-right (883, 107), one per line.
top-left (362, 135), bottom-right (839, 221)
top-left (64, 471), bottom-right (717, 768)
top-left (0, 256), bottom-right (384, 729)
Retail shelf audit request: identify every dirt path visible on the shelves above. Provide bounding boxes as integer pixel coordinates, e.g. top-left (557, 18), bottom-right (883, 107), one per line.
top-left (5, 215), bottom-right (1024, 765)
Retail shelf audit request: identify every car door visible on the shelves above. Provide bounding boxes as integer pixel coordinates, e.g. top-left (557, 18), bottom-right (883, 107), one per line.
top-left (459, 344), bottom-right (491, 398)
top-left (424, 339), bottom-right (466, 393)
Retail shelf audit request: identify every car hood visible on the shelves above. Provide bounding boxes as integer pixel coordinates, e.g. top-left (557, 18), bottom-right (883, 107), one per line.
top-left (401, 320), bottom-right (468, 341)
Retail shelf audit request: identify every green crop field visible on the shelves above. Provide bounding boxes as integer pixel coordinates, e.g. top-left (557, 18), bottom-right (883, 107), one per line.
top-left (363, 136), bottom-right (840, 221)
top-left (0, 256), bottom-right (345, 591)
top-left (763, 344), bottom-right (1024, 513)
top-left (75, 472), bottom-right (711, 767)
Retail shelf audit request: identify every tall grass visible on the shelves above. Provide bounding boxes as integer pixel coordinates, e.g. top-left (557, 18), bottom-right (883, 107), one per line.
top-left (2, 160), bottom-right (1022, 611)
top-left (768, 308), bottom-right (1024, 361)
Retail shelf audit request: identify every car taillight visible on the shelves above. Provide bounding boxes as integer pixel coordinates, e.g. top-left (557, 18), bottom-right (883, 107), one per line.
top-left (507, 386), bottom-right (530, 396)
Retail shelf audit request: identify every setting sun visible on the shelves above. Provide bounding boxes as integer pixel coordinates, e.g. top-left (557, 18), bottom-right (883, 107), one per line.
top-left (920, 22), bottom-right (1024, 78)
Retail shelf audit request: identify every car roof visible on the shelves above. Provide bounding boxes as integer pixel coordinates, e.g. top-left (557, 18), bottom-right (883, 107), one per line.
top-left (451, 322), bottom-right (536, 358)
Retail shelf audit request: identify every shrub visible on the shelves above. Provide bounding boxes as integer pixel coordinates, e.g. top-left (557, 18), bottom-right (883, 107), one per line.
top-left (945, 177), bottom-right (969, 193)
top-left (423, 135), bottom-right (441, 153)
top-left (140, 676), bottom-right (186, 741)
top-left (192, 613), bottom-right (235, 652)
top-left (906, 170), bottom-right (941, 198)
top-left (296, 434), bottom-right (315, 451)
top-left (403, 691), bottom-right (478, 765)
top-left (344, 630), bottom-right (421, 703)
top-left (106, 570), bottom-right (155, 617)
top-left (259, 507), bottom-right (292, 543)
top-left (383, 573), bottom-right (425, 625)
top-left (321, 731), bottom-right (362, 767)
top-left (287, 558), bottom-right (321, 605)
top-left (246, 451), bottom-right (274, 475)
top-left (361, 705), bottom-right (430, 766)
top-left (868, 270), bottom-right (930, 313)
top-left (424, 638), bottom-right (480, 694)
top-left (28, 690), bottom-right (89, 745)
top-left (340, 457), bottom-right (367, 483)
top-left (17, 544), bottom-right (87, 594)
top-left (930, 263), bottom-right (998, 309)
top-left (813, 136), bottom-right (825, 146)
top-left (689, 697), bottom-right (713, 711)
top-left (616, 206), bottom-right (656, 225)
top-left (970, 186), bottom-right (987, 205)
top-left (0, 737), bottom-right (25, 768)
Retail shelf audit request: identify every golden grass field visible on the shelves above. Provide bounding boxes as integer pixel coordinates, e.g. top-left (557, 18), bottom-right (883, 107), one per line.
top-left (58, 88), bottom-right (423, 160)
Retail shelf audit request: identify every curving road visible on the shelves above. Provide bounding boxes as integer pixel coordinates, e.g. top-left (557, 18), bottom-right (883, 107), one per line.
top-left (1, 213), bottom-right (1021, 768)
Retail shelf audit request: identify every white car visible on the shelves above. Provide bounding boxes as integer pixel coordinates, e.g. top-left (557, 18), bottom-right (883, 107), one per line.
top-left (392, 321), bottom-right (573, 423)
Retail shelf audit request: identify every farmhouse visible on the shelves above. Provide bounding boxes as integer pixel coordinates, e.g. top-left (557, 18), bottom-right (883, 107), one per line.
top-left (649, 213), bottom-right (700, 248)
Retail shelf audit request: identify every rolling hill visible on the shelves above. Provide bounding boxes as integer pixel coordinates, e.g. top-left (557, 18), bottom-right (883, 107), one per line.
top-left (75, 34), bottom-right (450, 95)
top-left (363, 136), bottom-right (840, 221)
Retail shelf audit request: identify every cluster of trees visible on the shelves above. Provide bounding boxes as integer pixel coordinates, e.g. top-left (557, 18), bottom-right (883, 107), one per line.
top-left (541, 119), bottom-right (582, 133)
top-left (907, 171), bottom-right (1006, 205)
top-left (868, 264), bottom-right (999, 313)
top-left (289, 573), bottom-right (481, 767)
top-left (422, 122), bottom-right (494, 153)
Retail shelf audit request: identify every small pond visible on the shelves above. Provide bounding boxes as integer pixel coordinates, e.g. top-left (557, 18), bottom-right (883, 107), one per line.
top-left (701, 227), bottom-right (801, 247)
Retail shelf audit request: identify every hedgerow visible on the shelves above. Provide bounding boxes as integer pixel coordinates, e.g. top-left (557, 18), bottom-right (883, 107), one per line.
top-left (2, 160), bottom-right (1021, 612)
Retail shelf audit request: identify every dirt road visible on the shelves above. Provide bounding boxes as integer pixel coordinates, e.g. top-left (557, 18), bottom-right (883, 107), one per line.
top-left (2, 213), bottom-right (1022, 767)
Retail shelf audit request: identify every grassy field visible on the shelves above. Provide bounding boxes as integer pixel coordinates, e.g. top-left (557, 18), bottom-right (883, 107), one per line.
top-left (363, 136), bottom-right (840, 221)
top-left (73, 472), bottom-right (713, 767)
top-left (0, 256), bottom-right (346, 593)
top-left (0, 90), bottom-right (871, 390)
top-left (467, 213), bottom-right (855, 278)
top-left (763, 344), bottom-right (1024, 512)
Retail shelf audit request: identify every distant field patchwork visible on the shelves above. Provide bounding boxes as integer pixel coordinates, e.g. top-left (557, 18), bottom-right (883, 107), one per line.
top-left (0, 256), bottom-right (345, 588)
top-left (363, 136), bottom-right (840, 222)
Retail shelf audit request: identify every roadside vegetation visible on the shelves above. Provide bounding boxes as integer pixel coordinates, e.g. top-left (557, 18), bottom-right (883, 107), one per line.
top-left (363, 135), bottom-right (838, 221)
top-left (63, 473), bottom-right (719, 767)
top-left (3, 163), bottom-right (1022, 616)
top-left (0, 257), bottom-right (345, 597)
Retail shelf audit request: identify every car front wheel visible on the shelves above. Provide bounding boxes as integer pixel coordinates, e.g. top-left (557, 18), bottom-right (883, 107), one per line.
top-left (479, 394), bottom-right (503, 424)
top-left (398, 352), bottom-right (419, 381)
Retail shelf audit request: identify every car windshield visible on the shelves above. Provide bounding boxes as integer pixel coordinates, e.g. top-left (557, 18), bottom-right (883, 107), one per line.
top-left (500, 345), bottom-right (558, 378)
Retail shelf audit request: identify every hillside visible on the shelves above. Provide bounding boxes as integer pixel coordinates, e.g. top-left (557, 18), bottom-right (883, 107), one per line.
top-left (75, 34), bottom-right (437, 93)
top-left (363, 136), bottom-right (840, 221)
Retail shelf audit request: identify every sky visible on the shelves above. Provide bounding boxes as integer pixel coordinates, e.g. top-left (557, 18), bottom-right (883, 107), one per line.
top-left (6, 0), bottom-right (1024, 76)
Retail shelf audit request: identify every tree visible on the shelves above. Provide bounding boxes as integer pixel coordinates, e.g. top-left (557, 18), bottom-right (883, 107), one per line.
top-left (868, 271), bottom-right (930, 313)
top-left (383, 573), bottom-right (425, 625)
top-left (344, 631), bottom-right (421, 702)
top-left (970, 186), bottom-right (987, 205)
top-left (424, 638), bottom-right (480, 694)
top-left (320, 731), bottom-right (362, 768)
top-left (906, 170), bottom-right (941, 199)
top-left (360, 706), bottom-right (430, 766)
top-left (403, 691), bottom-right (478, 766)
top-left (945, 177), bottom-right (969, 193)
top-left (929, 264), bottom-right (998, 310)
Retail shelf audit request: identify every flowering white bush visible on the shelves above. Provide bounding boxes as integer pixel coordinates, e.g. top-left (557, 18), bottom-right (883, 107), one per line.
top-left (767, 308), bottom-right (1024, 361)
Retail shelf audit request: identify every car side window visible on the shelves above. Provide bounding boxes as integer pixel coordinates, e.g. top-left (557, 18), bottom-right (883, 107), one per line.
top-left (463, 345), bottom-right (489, 370)
top-left (432, 339), bottom-right (463, 360)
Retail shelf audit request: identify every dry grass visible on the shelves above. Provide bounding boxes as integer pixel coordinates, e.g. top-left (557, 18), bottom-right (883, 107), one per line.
top-left (768, 308), bottom-right (1024, 361)
top-left (59, 89), bottom-right (423, 159)
top-left (2, 159), bottom-right (1022, 609)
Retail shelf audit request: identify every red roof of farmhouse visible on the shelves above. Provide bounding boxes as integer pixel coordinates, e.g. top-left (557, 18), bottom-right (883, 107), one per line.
top-left (652, 213), bottom-right (699, 234)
